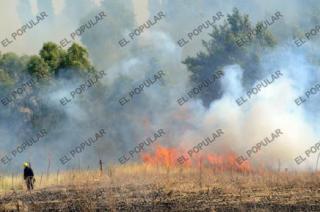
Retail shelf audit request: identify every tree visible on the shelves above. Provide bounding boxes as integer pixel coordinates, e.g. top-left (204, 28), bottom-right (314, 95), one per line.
top-left (183, 8), bottom-right (276, 107)
top-left (56, 43), bottom-right (95, 78)
top-left (0, 41), bottom-right (98, 132)
top-left (0, 52), bottom-right (29, 80)
top-left (27, 56), bottom-right (50, 80)
top-left (0, 68), bottom-right (14, 87)
top-left (39, 42), bottom-right (66, 75)
top-left (64, 43), bottom-right (93, 70)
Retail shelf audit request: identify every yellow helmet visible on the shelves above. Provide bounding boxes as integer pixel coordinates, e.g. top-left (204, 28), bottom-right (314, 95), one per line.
top-left (23, 162), bottom-right (29, 167)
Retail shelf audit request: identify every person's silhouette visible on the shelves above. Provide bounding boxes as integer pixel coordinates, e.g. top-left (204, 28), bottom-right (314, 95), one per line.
top-left (23, 162), bottom-right (34, 191)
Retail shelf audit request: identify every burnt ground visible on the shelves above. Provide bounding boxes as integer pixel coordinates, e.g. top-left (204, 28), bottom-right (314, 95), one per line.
top-left (1, 181), bottom-right (320, 212)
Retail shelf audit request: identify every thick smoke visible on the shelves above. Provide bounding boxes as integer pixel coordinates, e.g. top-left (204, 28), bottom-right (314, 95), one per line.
top-left (1, 0), bottom-right (320, 173)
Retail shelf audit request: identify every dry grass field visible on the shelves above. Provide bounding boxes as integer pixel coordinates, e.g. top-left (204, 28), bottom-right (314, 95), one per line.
top-left (0, 164), bottom-right (320, 211)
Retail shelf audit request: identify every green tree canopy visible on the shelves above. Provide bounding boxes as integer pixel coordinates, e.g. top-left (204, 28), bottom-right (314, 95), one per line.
top-left (54, 43), bottom-right (95, 78)
top-left (183, 8), bottom-right (276, 106)
top-left (0, 52), bottom-right (29, 80)
top-left (0, 68), bottom-right (14, 87)
top-left (0, 42), bottom-right (97, 130)
top-left (39, 42), bottom-right (66, 74)
top-left (27, 56), bottom-right (50, 80)
top-left (64, 43), bottom-right (93, 70)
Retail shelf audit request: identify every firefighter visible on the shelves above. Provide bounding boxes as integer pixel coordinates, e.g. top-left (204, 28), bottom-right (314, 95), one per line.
top-left (23, 162), bottom-right (35, 191)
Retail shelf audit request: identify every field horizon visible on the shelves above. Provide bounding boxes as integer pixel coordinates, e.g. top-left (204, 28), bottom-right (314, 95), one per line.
top-left (1, 164), bottom-right (320, 211)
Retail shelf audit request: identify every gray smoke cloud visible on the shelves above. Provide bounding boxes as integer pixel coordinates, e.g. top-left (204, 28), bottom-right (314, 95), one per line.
top-left (1, 0), bottom-right (320, 174)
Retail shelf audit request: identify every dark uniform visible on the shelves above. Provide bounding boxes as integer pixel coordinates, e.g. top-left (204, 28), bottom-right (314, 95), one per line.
top-left (24, 166), bottom-right (34, 191)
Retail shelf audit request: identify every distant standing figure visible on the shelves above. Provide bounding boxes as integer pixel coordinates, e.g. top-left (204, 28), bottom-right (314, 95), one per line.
top-left (23, 162), bottom-right (35, 191)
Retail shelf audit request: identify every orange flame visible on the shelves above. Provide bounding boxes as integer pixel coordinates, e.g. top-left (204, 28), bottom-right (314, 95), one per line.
top-left (141, 145), bottom-right (252, 172)
top-left (142, 145), bottom-right (179, 167)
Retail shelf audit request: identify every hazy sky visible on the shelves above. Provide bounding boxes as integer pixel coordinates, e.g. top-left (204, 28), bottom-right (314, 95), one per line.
top-left (0, 0), bottom-right (150, 54)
